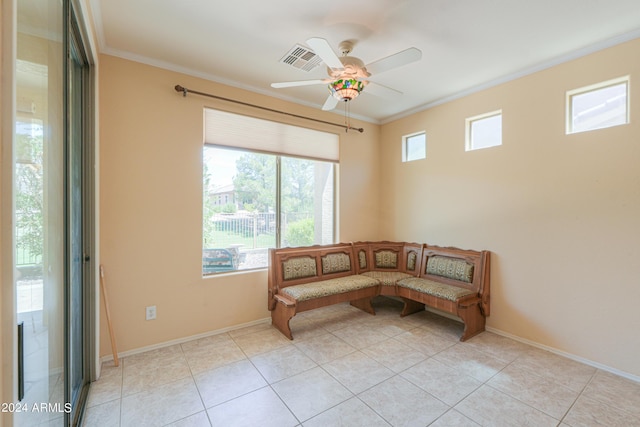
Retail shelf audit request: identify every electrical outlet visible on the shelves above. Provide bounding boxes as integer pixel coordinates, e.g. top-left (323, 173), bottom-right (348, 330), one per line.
top-left (145, 305), bottom-right (156, 320)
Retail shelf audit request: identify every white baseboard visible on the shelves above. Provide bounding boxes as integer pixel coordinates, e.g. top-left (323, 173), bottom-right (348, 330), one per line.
top-left (422, 307), bottom-right (639, 383)
top-left (98, 309), bottom-right (640, 384)
top-left (485, 326), bottom-right (640, 383)
top-left (99, 317), bottom-right (271, 366)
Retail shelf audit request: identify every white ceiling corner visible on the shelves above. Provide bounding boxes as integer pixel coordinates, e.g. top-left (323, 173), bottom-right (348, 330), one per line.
top-left (90, 0), bottom-right (640, 124)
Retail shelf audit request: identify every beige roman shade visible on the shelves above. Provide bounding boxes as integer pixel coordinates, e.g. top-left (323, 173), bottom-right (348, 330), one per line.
top-left (204, 108), bottom-right (339, 161)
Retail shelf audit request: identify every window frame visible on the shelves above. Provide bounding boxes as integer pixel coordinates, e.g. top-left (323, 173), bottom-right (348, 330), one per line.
top-left (565, 76), bottom-right (630, 135)
top-left (402, 131), bottom-right (427, 162)
top-left (202, 144), bottom-right (338, 276)
top-left (465, 110), bottom-right (502, 151)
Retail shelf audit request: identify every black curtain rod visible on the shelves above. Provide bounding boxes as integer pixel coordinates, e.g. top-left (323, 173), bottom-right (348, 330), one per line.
top-left (174, 85), bottom-right (364, 133)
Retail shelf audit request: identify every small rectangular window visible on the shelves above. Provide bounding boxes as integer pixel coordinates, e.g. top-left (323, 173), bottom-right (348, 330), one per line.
top-left (402, 132), bottom-right (426, 162)
top-left (466, 110), bottom-right (502, 151)
top-left (566, 76), bottom-right (629, 134)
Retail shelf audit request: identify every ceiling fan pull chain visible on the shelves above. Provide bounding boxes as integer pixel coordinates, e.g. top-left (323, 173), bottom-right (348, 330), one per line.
top-left (344, 101), bottom-right (350, 132)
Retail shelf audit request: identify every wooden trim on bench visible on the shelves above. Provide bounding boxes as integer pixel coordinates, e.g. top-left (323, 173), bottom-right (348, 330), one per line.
top-left (422, 244), bottom-right (491, 317)
top-left (420, 246), bottom-right (477, 289)
top-left (398, 244), bottom-right (491, 340)
top-left (352, 241), bottom-right (423, 275)
top-left (268, 243), bottom-right (356, 311)
top-left (268, 241), bottom-right (491, 342)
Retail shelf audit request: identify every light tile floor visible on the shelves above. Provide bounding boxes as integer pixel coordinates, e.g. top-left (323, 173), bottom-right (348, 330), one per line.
top-left (83, 297), bottom-right (640, 426)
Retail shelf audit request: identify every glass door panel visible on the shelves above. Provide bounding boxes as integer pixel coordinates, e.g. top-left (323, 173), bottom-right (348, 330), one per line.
top-left (15, 0), bottom-right (65, 425)
top-left (13, 1), bottom-right (92, 425)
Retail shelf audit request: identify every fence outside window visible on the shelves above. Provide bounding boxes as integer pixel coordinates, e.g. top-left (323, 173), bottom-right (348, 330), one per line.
top-left (203, 211), bottom-right (315, 274)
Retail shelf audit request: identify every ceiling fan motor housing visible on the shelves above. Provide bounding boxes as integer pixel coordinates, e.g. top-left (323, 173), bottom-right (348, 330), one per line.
top-left (328, 56), bottom-right (370, 80)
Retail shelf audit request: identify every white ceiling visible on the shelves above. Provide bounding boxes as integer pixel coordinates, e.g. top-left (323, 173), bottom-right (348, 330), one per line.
top-left (90, 0), bottom-right (640, 123)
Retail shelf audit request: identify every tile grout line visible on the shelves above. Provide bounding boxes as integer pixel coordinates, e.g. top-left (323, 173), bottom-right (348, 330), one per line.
top-left (176, 340), bottom-right (215, 427)
top-left (556, 368), bottom-right (604, 426)
top-left (488, 346), bottom-right (598, 424)
top-left (86, 300), bottom-right (640, 426)
top-left (317, 327), bottom-right (453, 426)
top-left (229, 329), bottom-right (305, 426)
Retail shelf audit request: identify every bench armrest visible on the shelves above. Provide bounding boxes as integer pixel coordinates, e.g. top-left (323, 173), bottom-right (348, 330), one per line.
top-left (274, 293), bottom-right (296, 307)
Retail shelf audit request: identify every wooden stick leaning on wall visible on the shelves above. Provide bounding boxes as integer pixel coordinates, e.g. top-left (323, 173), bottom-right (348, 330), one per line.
top-left (99, 265), bottom-right (119, 367)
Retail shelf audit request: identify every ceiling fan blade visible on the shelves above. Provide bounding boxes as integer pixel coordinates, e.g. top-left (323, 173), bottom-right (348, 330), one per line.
top-left (322, 95), bottom-right (339, 111)
top-left (271, 79), bottom-right (328, 88)
top-left (364, 82), bottom-right (402, 99)
top-left (366, 47), bottom-right (422, 75)
top-left (306, 37), bottom-right (344, 70)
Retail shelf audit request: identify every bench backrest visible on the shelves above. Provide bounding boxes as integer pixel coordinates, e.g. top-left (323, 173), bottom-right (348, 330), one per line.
top-left (420, 245), bottom-right (491, 315)
top-left (352, 241), bottom-right (423, 276)
top-left (268, 243), bottom-right (356, 306)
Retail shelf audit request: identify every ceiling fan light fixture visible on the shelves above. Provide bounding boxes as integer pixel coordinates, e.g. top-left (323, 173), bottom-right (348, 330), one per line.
top-left (329, 79), bottom-right (364, 101)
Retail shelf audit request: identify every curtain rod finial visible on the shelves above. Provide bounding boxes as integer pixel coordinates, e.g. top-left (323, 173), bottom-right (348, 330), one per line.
top-left (175, 85), bottom-right (187, 97)
top-left (346, 126), bottom-right (364, 133)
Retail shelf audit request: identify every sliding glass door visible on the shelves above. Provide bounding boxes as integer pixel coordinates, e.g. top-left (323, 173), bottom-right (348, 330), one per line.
top-left (13, 0), bottom-right (93, 425)
top-left (15, 1), bottom-right (66, 424)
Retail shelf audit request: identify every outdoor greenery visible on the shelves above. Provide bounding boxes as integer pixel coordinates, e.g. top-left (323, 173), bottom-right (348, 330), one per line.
top-left (202, 161), bottom-right (217, 248)
top-left (233, 154), bottom-right (276, 212)
top-left (203, 149), bottom-right (319, 250)
top-left (15, 131), bottom-right (43, 265)
top-left (281, 156), bottom-right (314, 215)
top-left (205, 227), bottom-right (274, 249)
top-left (284, 217), bottom-right (314, 247)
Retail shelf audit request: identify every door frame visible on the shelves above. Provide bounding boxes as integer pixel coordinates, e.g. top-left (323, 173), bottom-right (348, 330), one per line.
top-left (65, 1), bottom-right (96, 425)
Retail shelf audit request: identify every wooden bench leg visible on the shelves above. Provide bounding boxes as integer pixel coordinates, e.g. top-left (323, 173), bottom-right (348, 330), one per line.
top-left (350, 297), bottom-right (376, 315)
top-left (457, 302), bottom-right (486, 341)
top-left (272, 300), bottom-right (296, 340)
top-left (400, 298), bottom-right (425, 317)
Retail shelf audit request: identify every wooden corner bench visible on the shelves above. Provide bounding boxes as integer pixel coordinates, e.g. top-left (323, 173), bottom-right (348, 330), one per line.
top-left (396, 245), bottom-right (491, 341)
top-left (268, 243), bottom-right (381, 339)
top-left (352, 241), bottom-right (423, 294)
top-left (268, 241), bottom-right (491, 341)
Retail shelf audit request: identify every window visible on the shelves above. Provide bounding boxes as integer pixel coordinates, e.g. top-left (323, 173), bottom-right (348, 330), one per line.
top-left (402, 132), bottom-right (426, 162)
top-left (566, 76), bottom-right (629, 134)
top-left (466, 110), bottom-right (502, 151)
top-left (202, 109), bottom-right (338, 275)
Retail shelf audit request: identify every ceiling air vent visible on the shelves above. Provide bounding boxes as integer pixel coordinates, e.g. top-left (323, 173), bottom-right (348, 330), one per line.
top-left (279, 44), bottom-right (322, 72)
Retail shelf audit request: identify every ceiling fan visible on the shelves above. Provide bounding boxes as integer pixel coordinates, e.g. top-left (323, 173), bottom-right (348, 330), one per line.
top-left (271, 37), bottom-right (422, 111)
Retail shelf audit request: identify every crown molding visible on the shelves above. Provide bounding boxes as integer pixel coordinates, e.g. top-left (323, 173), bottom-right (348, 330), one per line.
top-left (382, 29), bottom-right (640, 124)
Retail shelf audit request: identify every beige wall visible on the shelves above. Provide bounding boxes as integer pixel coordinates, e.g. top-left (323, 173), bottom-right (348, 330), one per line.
top-left (101, 37), bottom-right (640, 377)
top-left (98, 55), bottom-right (380, 356)
top-left (380, 38), bottom-right (640, 377)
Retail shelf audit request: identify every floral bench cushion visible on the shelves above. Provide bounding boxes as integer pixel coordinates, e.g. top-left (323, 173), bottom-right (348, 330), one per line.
top-left (358, 250), bottom-right (367, 269)
top-left (375, 250), bottom-right (398, 269)
top-left (426, 256), bottom-right (474, 283)
top-left (360, 271), bottom-right (413, 286)
top-left (406, 251), bottom-right (418, 271)
top-left (322, 252), bottom-right (352, 274)
top-left (397, 277), bottom-right (475, 301)
top-left (282, 256), bottom-right (317, 281)
top-left (281, 275), bottom-right (379, 302)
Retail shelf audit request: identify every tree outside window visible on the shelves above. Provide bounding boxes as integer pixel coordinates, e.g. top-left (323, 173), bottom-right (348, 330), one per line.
top-left (203, 146), bottom-right (335, 274)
